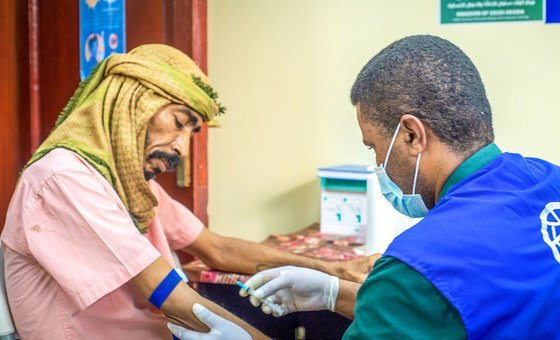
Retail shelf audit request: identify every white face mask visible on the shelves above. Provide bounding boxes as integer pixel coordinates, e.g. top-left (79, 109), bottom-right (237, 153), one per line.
top-left (374, 123), bottom-right (429, 218)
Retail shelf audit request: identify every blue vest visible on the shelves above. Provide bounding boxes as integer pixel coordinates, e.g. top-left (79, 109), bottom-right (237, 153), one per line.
top-left (385, 153), bottom-right (560, 338)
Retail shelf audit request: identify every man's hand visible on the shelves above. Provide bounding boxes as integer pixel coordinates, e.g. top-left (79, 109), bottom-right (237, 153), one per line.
top-left (331, 254), bottom-right (381, 283)
top-left (240, 266), bottom-right (339, 317)
top-left (168, 303), bottom-right (252, 340)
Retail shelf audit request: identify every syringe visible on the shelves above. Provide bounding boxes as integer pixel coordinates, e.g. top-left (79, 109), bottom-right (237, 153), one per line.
top-left (228, 275), bottom-right (284, 316)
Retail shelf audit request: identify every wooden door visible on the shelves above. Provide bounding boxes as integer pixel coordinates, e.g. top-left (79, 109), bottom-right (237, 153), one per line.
top-left (0, 1), bottom-right (26, 232)
top-left (0, 0), bottom-right (209, 233)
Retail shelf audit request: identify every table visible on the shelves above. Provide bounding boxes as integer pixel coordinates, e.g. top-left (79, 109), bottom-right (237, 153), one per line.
top-left (183, 224), bottom-right (365, 339)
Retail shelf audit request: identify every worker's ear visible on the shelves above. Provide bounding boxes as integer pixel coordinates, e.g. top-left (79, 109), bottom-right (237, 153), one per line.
top-left (399, 114), bottom-right (426, 157)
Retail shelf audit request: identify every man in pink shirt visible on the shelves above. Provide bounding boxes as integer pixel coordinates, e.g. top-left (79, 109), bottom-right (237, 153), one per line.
top-left (1, 44), bottom-right (373, 339)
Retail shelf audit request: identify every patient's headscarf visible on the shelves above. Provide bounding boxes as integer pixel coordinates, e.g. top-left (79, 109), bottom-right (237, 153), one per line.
top-left (24, 44), bottom-right (224, 232)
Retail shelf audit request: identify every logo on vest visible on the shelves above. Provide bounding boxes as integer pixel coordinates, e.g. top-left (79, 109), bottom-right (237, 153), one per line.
top-left (540, 202), bottom-right (560, 264)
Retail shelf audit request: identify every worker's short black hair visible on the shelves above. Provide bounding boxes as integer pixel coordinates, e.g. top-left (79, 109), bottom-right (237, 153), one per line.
top-left (350, 35), bottom-right (494, 154)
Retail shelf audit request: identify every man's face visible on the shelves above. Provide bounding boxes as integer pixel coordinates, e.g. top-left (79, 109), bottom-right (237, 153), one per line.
top-left (357, 105), bottom-right (435, 208)
top-left (143, 104), bottom-right (202, 181)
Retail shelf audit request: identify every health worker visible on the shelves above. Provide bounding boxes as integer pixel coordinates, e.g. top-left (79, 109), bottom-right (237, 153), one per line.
top-left (170, 35), bottom-right (560, 339)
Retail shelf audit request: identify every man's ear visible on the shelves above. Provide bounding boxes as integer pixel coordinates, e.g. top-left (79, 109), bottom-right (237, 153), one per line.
top-left (399, 114), bottom-right (426, 156)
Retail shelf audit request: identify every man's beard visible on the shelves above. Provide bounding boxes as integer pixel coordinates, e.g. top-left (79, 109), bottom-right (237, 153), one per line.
top-left (144, 151), bottom-right (181, 181)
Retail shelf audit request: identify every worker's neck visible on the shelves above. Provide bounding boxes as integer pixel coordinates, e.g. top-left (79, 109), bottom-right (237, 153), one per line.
top-left (429, 144), bottom-right (464, 203)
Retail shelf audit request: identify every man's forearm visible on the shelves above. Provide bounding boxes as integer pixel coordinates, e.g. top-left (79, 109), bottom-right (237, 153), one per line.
top-left (163, 284), bottom-right (264, 339)
top-left (184, 228), bottom-right (378, 283)
top-left (132, 257), bottom-right (265, 339)
top-left (192, 234), bottom-right (331, 275)
top-left (335, 279), bottom-right (360, 319)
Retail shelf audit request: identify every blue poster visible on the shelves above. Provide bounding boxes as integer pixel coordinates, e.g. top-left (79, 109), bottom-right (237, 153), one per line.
top-left (547, 0), bottom-right (560, 23)
top-left (79, 0), bottom-right (126, 80)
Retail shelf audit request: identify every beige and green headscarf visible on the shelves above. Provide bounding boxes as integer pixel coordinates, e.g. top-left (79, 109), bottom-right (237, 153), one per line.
top-left (24, 44), bottom-right (224, 232)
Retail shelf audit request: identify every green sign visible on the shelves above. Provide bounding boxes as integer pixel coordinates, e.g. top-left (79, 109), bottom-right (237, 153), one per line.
top-left (441, 0), bottom-right (543, 24)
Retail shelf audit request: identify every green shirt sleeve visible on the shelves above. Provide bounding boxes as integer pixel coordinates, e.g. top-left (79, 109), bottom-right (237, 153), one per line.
top-left (343, 256), bottom-right (466, 340)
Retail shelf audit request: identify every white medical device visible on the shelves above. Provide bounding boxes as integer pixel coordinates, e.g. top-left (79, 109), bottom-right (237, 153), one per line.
top-left (318, 165), bottom-right (421, 254)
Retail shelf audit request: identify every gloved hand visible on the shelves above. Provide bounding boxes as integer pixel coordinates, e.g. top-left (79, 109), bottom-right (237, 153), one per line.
top-left (167, 303), bottom-right (251, 340)
top-left (239, 266), bottom-right (339, 317)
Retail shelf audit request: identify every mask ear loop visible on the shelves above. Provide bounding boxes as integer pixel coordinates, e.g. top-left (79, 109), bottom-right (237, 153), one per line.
top-left (384, 123), bottom-right (401, 167)
top-left (412, 153), bottom-right (422, 195)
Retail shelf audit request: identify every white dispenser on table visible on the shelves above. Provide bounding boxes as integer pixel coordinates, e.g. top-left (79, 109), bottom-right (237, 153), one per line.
top-left (318, 165), bottom-right (421, 254)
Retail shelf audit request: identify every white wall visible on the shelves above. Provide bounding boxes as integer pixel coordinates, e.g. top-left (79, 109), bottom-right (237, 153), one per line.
top-left (207, 0), bottom-right (560, 241)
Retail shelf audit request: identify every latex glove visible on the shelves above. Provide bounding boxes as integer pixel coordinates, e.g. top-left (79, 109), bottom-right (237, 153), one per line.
top-left (239, 266), bottom-right (339, 317)
top-left (167, 303), bottom-right (251, 340)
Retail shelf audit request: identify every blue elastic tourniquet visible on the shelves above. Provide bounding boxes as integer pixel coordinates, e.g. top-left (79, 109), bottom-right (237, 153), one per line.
top-left (149, 269), bottom-right (182, 309)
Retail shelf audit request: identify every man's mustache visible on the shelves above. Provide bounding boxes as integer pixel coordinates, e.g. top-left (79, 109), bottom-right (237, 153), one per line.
top-left (148, 151), bottom-right (181, 171)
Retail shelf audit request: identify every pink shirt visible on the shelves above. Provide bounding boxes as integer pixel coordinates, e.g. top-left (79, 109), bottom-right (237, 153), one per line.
top-left (1, 148), bottom-right (204, 339)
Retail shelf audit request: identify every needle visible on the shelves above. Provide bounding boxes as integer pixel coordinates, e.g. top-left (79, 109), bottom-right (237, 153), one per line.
top-left (227, 275), bottom-right (284, 315)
